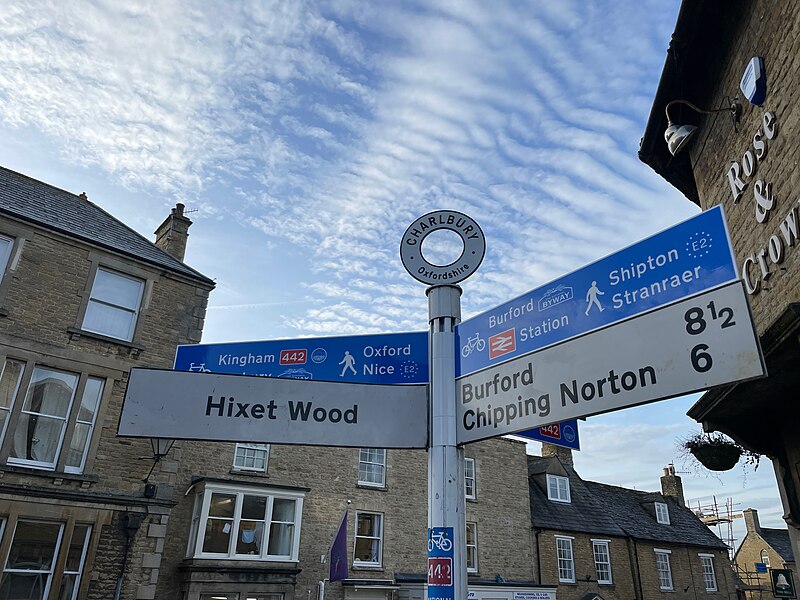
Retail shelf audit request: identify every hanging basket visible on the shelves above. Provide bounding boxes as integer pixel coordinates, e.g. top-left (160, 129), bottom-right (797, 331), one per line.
top-left (689, 442), bottom-right (742, 471)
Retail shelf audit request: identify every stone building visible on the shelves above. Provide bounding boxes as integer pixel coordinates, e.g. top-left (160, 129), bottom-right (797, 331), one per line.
top-left (733, 508), bottom-right (796, 596)
top-left (639, 0), bottom-right (800, 565)
top-left (0, 166), bottom-right (214, 599)
top-left (529, 447), bottom-right (737, 600)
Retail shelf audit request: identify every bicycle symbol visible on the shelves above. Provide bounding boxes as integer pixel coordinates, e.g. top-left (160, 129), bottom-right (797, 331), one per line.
top-left (460, 333), bottom-right (486, 358)
top-left (428, 531), bottom-right (453, 552)
top-left (188, 362), bottom-right (211, 373)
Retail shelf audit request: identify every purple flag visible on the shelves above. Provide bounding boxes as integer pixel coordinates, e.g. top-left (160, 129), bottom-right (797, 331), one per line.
top-left (329, 510), bottom-right (348, 582)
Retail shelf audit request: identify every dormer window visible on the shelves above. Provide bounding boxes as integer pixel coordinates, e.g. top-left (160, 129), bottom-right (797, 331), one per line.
top-left (547, 474), bottom-right (570, 503)
top-left (655, 502), bottom-right (670, 524)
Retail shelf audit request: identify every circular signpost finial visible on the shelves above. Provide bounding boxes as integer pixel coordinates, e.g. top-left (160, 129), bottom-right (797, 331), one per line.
top-left (400, 210), bottom-right (486, 286)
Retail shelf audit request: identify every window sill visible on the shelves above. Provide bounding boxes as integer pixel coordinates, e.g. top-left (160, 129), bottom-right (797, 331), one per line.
top-left (352, 564), bottom-right (384, 571)
top-left (229, 468), bottom-right (270, 478)
top-left (466, 497), bottom-right (477, 503)
top-left (0, 464), bottom-right (98, 485)
top-left (67, 327), bottom-right (144, 352)
top-left (356, 483), bottom-right (387, 492)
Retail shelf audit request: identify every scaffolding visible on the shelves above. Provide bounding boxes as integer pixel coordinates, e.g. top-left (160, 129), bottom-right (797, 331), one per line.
top-left (688, 495), bottom-right (741, 558)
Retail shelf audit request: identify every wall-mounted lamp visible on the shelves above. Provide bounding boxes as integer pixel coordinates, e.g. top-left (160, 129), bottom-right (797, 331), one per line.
top-left (664, 99), bottom-right (741, 156)
top-left (141, 437), bottom-right (175, 486)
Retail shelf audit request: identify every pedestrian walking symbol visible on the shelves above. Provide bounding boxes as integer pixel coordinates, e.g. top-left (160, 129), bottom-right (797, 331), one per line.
top-left (585, 281), bottom-right (605, 315)
top-left (339, 351), bottom-right (357, 376)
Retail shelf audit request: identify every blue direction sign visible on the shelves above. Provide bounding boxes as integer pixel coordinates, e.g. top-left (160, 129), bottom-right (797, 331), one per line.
top-left (516, 419), bottom-right (580, 450)
top-left (457, 206), bottom-right (737, 376)
top-left (175, 331), bottom-right (428, 385)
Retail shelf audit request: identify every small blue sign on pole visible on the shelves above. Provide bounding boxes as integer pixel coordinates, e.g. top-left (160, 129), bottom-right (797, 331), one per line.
top-left (175, 331), bottom-right (428, 385)
top-left (515, 419), bottom-right (580, 450)
top-left (428, 527), bottom-right (455, 600)
top-left (457, 206), bottom-right (737, 377)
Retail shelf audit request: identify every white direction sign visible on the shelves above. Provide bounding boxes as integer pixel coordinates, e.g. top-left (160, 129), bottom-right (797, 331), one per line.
top-left (119, 369), bottom-right (428, 448)
top-left (457, 282), bottom-right (765, 444)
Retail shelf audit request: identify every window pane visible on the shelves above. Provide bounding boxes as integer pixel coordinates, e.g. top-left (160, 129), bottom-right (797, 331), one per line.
top-left (241, 495), bottom-right (267, 520)
top-left (236, 521), bottom-right (264, 555)
top-left (208, 494), bottom-right (236, 518)
top-left (267, 523), bottom-right (293, 556)
top-left (354, 536), bottom-right (379, 562)
top-left (64, 525), bottom-right (90, 572)
top-left (56, 573), bottom-right (78, 600)
top-left (91, 269), bottom-right (143, 309)
top-left (0, 573), bottom-right (45, 598)
top-left (11, 414), bottom-right (64, 465)
top-left (357, 514), bottom-right (377, 536)
top-left (203, 519), bottom-right (232, 554)
top-left (77, 378), bottom-right (103, 423)
top-left (6, 521), bottom-right (62, 569)
top-left (83, 302), bottom-right (136, 340)
top-left (0, 359), bottom-right (24, 410)
top-left (23, 368), bottom-right (78, 417)
top-left (64, 423), bottom-right (90, 470)
top-left (272, 499), bottom-right (295, 522)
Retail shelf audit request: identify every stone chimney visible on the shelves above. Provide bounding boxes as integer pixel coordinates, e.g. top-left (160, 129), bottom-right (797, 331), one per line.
top-left (541, 443), bottom-right (573, 466)
top-left (660, 464), bottom-right (686, 506)
top-left (743, 508), bottom-right (761, 533)
top-left (154, 203), bottom-right (192, 261)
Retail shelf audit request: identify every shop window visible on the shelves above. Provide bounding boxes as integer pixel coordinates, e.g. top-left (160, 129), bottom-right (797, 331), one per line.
top-left (0, 520), bottom-right (63, 598)
top-left (353, 512), bottom-right (383, 567)
top-left (358, 448), bottom-right (386, 487)
top-left (0, 360), bottom-right (105, 473)
top-left (82, 267), bottom-right (144, 342)
top-left (464, 458), bottom-right (476, 500)
top-left (654, 549), bottom-right (673, 590)
top-left (655, 502), bottom-right (670, 524)
top-left (189, 483), bottom-right (304, 561)
top-left (699, 554), bottom-right (717, 592)
top-left (592, 540), bottom-right (612, 584)
top-left (466, 522), bottom-right (478, 573)
top-left (233, 443), bottom-right (270, 473)
top-left (555, 536), bottom-right (575, 583)
top-left (547, 474), bottom-right (570, 503)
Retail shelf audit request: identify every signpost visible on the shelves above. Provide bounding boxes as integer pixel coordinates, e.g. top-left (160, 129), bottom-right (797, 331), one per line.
top-left (516, 419), bottom-right (580, 450)
top-left (457, 281), bottom-right (763, 443)
top-left (457, 206), bottom-right (737, 377)
top-left (175, 331), bottom-right (428, 384)
top-left (118, 204), bottom-right (766, 600)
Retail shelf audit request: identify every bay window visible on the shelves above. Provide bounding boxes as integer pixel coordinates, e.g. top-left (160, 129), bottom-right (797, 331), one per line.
top-left (189, 483), bottom-right (304, 561)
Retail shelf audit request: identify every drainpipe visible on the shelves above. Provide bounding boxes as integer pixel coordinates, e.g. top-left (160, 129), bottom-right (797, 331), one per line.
top-left (114, 512), bottom-right (143, 600)
top-left (533, 528), bottom-right (542, 582)
top-left (626, 537), bottom-right (644, 600)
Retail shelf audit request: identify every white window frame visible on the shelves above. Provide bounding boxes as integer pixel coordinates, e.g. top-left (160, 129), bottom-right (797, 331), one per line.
top-left (547, 474), bottom-right (571, 503)
top-left (698, 554), bottom-right (717, 592)
top-left (0, 360), bottom-right (106, 474)
top-left (655, 501), bottom-right (670, 524)
top-left (6, 365), bottom-right (79, 471)
top-left (555, 536), bottom-right (575, 583)
top-left (466, 522), bottom-right (478, 573)
top-left (353, 511), bottom-right (383, 567)
top-left (592, 539), bottom-right (613, 584)
top-left (464, 458), bottom-right (476, 500)
top-left (654, 549), bottom-right (673, 590)
top-left (0, 235), bottom-right (14, 284)
top-left (233, 443), bottom-right (270, 473)
top-left (82, 266), bottom-right (145, 342)
top-left (1, 519), bottom-right (65, 598)
top-left (58, 524), bottom-right (92, 600)
top-left (760, 549), bottom-right (771, 568)
top-left (191, 483), bottom-right (304, 561)
top-left (358, 448), bottom-right (386, 487)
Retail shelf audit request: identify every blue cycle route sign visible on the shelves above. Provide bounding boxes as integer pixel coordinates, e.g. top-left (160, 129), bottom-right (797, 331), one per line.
top-left (427, 527), bottom-right (455, 600)
top-left (175, 331), bottom-right (428, 385)
top-left (457, 206), bottom-right (737, 377)
top-left (516, 419), bottom-right (580, 450)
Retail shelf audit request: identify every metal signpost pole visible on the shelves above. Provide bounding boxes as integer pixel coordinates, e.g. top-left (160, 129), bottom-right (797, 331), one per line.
top-left (427, 283), bottom-right (466, 600)
top-left (399, 210), bottom-right (487, 600)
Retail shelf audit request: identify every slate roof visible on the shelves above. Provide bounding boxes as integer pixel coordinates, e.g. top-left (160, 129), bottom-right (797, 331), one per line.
top-left (528, 456), bottom-right (727, 550)
top-left (0, 166), bottom-right (213, 285)
top-left (762, 528), bottom-right (795, 562)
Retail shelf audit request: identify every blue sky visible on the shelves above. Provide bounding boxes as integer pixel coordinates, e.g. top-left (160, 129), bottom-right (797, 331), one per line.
top-left (0, 0), bottom-right (783, 545)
